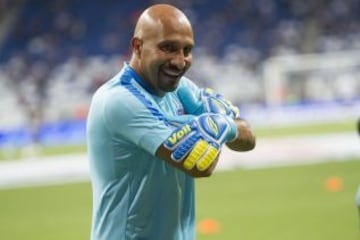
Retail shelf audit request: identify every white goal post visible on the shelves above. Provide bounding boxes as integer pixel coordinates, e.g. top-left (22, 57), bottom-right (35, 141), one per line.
top-left (262, 51), bottom-right (360, 105)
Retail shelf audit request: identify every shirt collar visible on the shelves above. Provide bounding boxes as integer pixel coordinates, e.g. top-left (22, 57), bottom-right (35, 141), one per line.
top-left (123, 62), bottom-right (158, 96)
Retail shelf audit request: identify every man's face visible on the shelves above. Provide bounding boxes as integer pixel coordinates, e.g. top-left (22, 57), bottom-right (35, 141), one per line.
top-left (136, 21), bottom-right (194, 96)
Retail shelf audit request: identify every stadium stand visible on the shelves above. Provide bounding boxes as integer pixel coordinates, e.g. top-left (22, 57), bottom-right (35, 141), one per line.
top-left (0, 0), bottom-right (359, 147)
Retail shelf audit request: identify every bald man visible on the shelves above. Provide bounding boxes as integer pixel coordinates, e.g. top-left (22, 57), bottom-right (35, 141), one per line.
top-left (87, 4), bottom-right (255, 240)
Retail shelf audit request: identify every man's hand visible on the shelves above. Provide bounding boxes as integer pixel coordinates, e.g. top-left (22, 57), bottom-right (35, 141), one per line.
top-left (164, 113), bottom-right (237, 171)
top-left (177, 87), bottom-right (240, 119)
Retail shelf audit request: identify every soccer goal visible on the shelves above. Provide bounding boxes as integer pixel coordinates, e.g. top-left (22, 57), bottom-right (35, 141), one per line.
top-left (262, 50), bottom-right (360, 105)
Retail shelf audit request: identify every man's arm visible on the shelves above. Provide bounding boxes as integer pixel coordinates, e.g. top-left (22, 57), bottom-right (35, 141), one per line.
top-left (226, 118), bottom-right (256, 151)
top-left (177, 87), bottom-right (256, 152)
top-left (158, 86), bottom-right (255, 178)
top-left (102, 88), bottom-right (226, 178)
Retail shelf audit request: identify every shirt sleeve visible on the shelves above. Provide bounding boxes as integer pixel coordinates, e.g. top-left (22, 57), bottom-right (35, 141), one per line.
top-left (176, 77), bottom-right (202, 98)
top-left (175, 77), bottom-right (205, 115)
top-left (102, 88), bottom-right (172, 156)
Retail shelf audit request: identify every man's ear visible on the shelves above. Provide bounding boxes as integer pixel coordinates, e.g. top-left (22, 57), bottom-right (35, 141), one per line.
top-left (131, 37), bottom-right (142, 57)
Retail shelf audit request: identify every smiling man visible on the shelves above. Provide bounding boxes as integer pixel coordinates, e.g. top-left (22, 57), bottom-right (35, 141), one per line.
top-left (130, 5), bottom-right (194, 95)
top-left (87, 4), bottom-right (255, 240)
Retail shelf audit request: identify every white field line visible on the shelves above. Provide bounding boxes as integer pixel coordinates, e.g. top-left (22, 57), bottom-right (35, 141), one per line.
top-left (0, 133), bottom-right (359, 189)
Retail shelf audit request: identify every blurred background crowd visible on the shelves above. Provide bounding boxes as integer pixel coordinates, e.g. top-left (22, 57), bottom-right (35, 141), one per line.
top-left (0, 0), bottom-right (359, 147)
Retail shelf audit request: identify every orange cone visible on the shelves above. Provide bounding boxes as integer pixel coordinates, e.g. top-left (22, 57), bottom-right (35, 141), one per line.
top-left (325, 176), bottom-right (343, 192)
top-left (198, 218), bottom-right (220, 234)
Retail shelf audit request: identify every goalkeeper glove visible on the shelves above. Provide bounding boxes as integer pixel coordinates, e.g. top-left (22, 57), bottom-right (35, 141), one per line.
top-left (177, 87), bottom-right (240, 119)
top-left (164, 113), bottom-right (237, 171)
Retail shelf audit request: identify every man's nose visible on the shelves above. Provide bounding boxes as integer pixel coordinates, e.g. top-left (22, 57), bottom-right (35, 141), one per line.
top-left (170, 52), bottom-right (186, 70)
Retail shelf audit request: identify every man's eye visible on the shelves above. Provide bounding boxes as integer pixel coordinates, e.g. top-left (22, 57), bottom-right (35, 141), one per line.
top-left (161, 44), bottom-right (175, 52)
top-left (184, 46), bottom-right (192, 55)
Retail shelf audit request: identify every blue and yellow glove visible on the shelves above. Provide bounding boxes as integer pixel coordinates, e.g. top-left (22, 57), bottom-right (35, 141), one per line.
top-left (164, 113), bottom-right (238, 171)
top-left (177, 87), bottom-right (240, 119)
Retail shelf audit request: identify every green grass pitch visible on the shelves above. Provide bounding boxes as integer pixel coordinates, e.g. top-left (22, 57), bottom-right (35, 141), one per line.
top-left (0, 159), bottom-right (359, 240)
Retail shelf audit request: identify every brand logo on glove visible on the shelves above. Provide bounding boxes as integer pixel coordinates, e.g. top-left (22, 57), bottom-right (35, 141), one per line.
top-left (167, 124), bottom-right (191, 145)
top-left (207, 116), bottom-right (219, 137)
top-left (212, 98), bottom-right (227, 115)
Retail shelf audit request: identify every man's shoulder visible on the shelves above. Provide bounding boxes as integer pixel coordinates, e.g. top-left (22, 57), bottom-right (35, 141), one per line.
top-left (94, 70), bottom-right (137, 97)
top-left (92, 82), bottom-right (129, 105)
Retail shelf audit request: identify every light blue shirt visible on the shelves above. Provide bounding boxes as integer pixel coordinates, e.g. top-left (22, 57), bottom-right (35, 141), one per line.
top-left (87, 63), bottom-right (201, 240)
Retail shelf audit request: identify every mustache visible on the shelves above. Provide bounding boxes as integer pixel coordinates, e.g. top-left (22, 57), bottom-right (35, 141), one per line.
top-left (163, 64), bottom-right (188, 76)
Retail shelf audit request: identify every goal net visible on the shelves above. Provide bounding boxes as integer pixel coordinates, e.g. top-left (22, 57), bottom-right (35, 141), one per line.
top-left (262, 51), bottom-right (360, 105)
